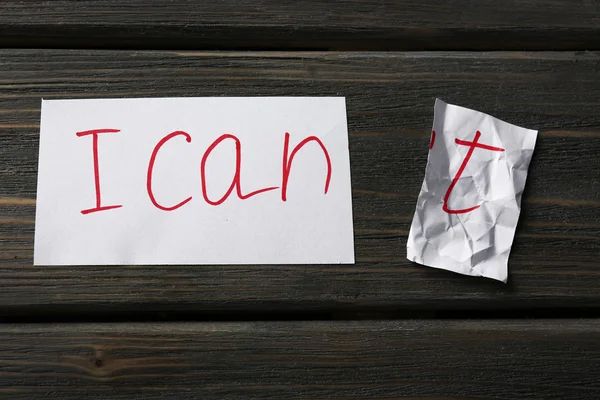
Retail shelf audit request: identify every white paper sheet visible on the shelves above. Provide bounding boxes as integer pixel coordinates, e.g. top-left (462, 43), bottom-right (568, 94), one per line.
top-left (34, 97), bottom-right (354, 266)
top-left (407, 99), bottom-right (538, 282)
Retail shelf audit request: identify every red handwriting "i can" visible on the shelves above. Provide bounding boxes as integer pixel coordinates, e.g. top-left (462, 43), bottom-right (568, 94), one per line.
top-left (77, 130), bottom-right (332, 214)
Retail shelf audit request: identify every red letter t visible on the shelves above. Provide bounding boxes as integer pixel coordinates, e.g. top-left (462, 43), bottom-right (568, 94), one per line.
top-left (443, 130), bottom-right (505, 214)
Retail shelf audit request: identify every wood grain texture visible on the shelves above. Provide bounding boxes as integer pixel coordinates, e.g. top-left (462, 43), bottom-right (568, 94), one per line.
top-left (1, 320), bottom-right (600, 399)
top-left (0, 1), bottom-right (599, 51)
top-left (1, 50), bottom-right (600, 314)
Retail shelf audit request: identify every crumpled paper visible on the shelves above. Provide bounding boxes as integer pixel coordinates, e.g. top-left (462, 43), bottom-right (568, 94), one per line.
top-left (407, 99), bottom-right (538, 282)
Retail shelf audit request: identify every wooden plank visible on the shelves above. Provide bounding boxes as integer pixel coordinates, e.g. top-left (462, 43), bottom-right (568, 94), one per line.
top-left (1, 320), bottom-right (599, 399)
top-left (0, 1), bottom-right (599, 51)
top-left (1, 50), bottom-right (599, 314)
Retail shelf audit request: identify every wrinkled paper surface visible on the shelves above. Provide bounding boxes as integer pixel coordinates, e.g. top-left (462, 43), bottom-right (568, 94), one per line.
top-left (407, 99), bottom-right (538, 282)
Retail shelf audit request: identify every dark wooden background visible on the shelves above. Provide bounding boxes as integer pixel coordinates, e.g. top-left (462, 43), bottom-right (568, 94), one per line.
top-left (1, 1), bottom-right (599, 398)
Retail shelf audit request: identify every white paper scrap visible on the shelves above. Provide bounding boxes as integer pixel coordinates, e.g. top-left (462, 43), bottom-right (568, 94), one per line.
top-left (407, 99), bottom-right (538, 282)
top-left (34, 97), bottom-right (354, 266)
